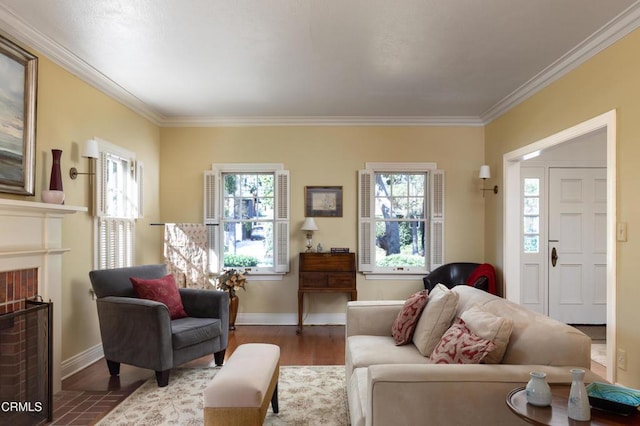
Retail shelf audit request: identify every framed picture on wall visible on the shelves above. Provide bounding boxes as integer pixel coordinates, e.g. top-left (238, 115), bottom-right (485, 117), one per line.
top-left (305, 186), bottom-right (343, 217)
top-left (0, 35), bottom-right (38, 195)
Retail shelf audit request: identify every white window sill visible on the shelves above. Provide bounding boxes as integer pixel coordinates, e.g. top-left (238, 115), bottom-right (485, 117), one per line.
top-left (246, 274), bottom-right (284, 281)
top-left (363, 274), bottom-right (426, 281)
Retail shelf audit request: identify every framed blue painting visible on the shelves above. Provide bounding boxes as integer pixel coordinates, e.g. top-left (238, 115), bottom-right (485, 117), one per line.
top-left (0, 35), bottom-right (37, 195)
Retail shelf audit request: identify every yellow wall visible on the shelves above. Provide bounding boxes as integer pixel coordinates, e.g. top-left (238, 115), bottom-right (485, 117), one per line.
top-left (160, 126), bottom-right (486, 313)
top-left (485, 29), bottom-right (640, 387)
top-left (0, 51), bottom-right (162, 361)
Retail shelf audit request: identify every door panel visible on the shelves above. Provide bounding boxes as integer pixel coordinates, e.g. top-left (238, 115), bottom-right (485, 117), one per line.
top-left (522, 264), bottom-right (542, 305)
top-left (548, 168), bottom-right (606, 324)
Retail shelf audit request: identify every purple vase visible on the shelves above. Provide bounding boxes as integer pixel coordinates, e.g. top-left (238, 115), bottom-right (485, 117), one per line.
top-left (49, 149), bottom-right (63, 191)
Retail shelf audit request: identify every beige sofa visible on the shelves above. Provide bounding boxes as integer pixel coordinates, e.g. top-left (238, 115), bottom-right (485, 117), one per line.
top-left (346, 285), bottom-right (605, 426)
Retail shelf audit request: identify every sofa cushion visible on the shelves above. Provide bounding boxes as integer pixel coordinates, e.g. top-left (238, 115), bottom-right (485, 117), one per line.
top-left (171, 317), bottom-right (222, 349)
top-left (430, 318), bottom-right (496, 364)
top-left (347, 335), bottom-right (431, 371)
top-left (412, 284), bottom-right (459, 356)
top-left (392, 290), bottom-right (429, 345)
top-left (130, 274), bottom-right (188, 320)
top-left (460, 304), bottom-right (513, 364)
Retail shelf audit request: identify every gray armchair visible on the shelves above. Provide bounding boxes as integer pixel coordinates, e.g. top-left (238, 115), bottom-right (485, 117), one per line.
top-left (89, 264), bottom-right (229, 387)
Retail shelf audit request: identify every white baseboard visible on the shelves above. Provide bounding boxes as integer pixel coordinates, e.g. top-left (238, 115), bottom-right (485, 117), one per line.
top-left (61, 343), bottom-right (104, 380)
top-left (61, 313), bottom-right (345, 378)
top-left (236, 312), bottom-right (346, 326)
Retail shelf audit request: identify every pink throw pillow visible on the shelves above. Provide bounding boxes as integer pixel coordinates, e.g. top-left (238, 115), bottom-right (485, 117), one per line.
top-left (392, 290), bottom-right (429, 345)
top-left (130, 274), bottom-right (188, 320)
top-left (430, 318), bottom-right (496, 364)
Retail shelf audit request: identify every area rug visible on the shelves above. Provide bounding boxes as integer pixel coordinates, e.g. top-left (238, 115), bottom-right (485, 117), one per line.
top-left (96, 365), bottom-right (349, 425)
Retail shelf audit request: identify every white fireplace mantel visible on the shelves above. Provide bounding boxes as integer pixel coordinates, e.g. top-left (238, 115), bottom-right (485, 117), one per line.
top-left (0, 198), bottom-right (87, 393)
top-left (0, 197), bottom-right (86, 214)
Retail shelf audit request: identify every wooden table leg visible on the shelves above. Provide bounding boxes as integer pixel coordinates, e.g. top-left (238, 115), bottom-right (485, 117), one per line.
top-left (296, 291), bottom-right (303, 334)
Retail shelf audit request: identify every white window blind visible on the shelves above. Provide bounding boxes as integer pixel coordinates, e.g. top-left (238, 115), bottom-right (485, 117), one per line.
top-left (98, 218), bottom-right (134, 269)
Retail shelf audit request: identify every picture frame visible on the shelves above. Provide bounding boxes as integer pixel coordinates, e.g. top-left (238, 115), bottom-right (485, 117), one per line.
top-left (0, 35), bottom-right (38, 195)
top-left (305, 186), bottom-right (343, 217)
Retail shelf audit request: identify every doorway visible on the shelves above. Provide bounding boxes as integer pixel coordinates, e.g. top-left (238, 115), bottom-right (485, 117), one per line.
top-left (503, 110), bottom-right (617, 383)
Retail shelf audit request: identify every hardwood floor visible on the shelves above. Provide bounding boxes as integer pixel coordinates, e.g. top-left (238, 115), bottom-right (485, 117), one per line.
top-left (49, 325), bottom-right (345, 425)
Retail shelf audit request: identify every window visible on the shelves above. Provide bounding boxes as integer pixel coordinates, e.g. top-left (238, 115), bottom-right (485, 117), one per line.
top-left (523, 178), bottom-right (540, 253)
top-left (94, 140), bottom-right (141, 269)
top-left (204, 164), bottom-right (289, 275)
top-left (358, 163), bottom-right (444, 275)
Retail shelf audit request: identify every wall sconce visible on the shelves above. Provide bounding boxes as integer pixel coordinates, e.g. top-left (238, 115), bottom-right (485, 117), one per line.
top-left (69, 138), bottom-right (99, 179)
top-left (301, 217), bottom-right (318, 252)
top-left (479, 165), bottom-right (498, 196)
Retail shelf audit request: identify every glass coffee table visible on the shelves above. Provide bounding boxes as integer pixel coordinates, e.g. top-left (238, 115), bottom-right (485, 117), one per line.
top-left (507, 385), bottom-right (640, 425)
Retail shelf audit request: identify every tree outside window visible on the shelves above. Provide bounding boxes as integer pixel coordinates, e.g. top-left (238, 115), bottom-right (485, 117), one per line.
top-left (374, 173), bottom-right (426, 268)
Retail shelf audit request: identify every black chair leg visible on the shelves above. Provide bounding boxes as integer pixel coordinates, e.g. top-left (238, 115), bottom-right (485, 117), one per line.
top-left (271, 383), bottom-right (279, 413)
top-left (155, 370), bottom-right (170, 387)
top-left (214, 349), bottom-right (226, 366)
top-left (106, 359), bottom-right (120, 376)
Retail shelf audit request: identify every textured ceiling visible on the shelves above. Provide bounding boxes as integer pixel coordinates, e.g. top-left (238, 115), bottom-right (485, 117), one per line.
top-left (0, 0), bottom-right (638, 125)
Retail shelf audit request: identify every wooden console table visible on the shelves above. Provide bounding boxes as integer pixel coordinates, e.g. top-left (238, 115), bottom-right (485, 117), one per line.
top-left (297, 252), bottom-right (357, 334)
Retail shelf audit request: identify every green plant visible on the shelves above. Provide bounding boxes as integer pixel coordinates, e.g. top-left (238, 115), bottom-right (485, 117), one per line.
top-left (224, 254), bottom-right (259, 268)
top-left (377, 254), bottom-right (425, 267)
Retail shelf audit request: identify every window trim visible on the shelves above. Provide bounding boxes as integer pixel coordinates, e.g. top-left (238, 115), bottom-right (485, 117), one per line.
top-left (205, 163), bottom-right (290, 278)
top-left (92, 138), bottom-right (140, 270)
top-left (358, 162), bottom-right (444, 277)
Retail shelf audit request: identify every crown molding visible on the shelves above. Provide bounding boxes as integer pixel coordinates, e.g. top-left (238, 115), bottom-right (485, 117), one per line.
top-left (0, 4), bottom-right (165, 125)
top-left (481, 1), bottom-right (640, 124)
top-left (159, 115), bottom-right (484, 127)
top-left (2, 2), bottom-right (639, 128)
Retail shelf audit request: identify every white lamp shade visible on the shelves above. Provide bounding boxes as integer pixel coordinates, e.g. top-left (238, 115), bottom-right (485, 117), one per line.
top-left (82, 138), bottom-right (100, 159)
top-left (301, 217), bottom-right (318, 232)
top-left (479, 165), bottom-right (491, 179)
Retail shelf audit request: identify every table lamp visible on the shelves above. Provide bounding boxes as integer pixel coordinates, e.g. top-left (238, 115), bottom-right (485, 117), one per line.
top-left (301, 218), bottom-right (318, 252)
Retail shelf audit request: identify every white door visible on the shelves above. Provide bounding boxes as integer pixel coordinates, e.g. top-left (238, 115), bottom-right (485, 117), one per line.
top-left (548, 168), bottom-right (607, 324)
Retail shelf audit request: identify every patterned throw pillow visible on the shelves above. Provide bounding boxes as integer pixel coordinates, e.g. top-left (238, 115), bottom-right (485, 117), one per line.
top-left (430, 318), bottom-right (497, 364)
top-left (130, 274), bottom-right (188, 320)
top-left (392, 290), bottom-right (429, 345)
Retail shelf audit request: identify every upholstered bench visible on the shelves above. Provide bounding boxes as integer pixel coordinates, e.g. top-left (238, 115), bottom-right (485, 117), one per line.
top-left (204, 343), bottom-right (280, 426)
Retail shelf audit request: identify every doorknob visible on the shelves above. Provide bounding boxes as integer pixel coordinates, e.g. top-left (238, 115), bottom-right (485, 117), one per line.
top-left (551, 247), bottom-right (558, 267)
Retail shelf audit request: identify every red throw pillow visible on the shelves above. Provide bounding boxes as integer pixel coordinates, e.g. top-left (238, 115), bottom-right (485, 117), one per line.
top-left (130, 274), bottom-right (188, 320)
top-left (392, 290), bottom-right (429, 345)
top-left (430, 318), bottom-right (496, 364)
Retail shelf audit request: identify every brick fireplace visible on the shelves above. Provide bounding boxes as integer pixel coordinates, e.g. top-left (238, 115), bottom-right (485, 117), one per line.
top-left (0, 199), bottom-right (84, 394)
top-left (0, 268), bottom-right (38, 313)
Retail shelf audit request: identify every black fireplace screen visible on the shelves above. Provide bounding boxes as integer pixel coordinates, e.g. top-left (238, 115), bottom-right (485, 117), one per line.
top-left (0, 299), bottom-right (53, 424)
